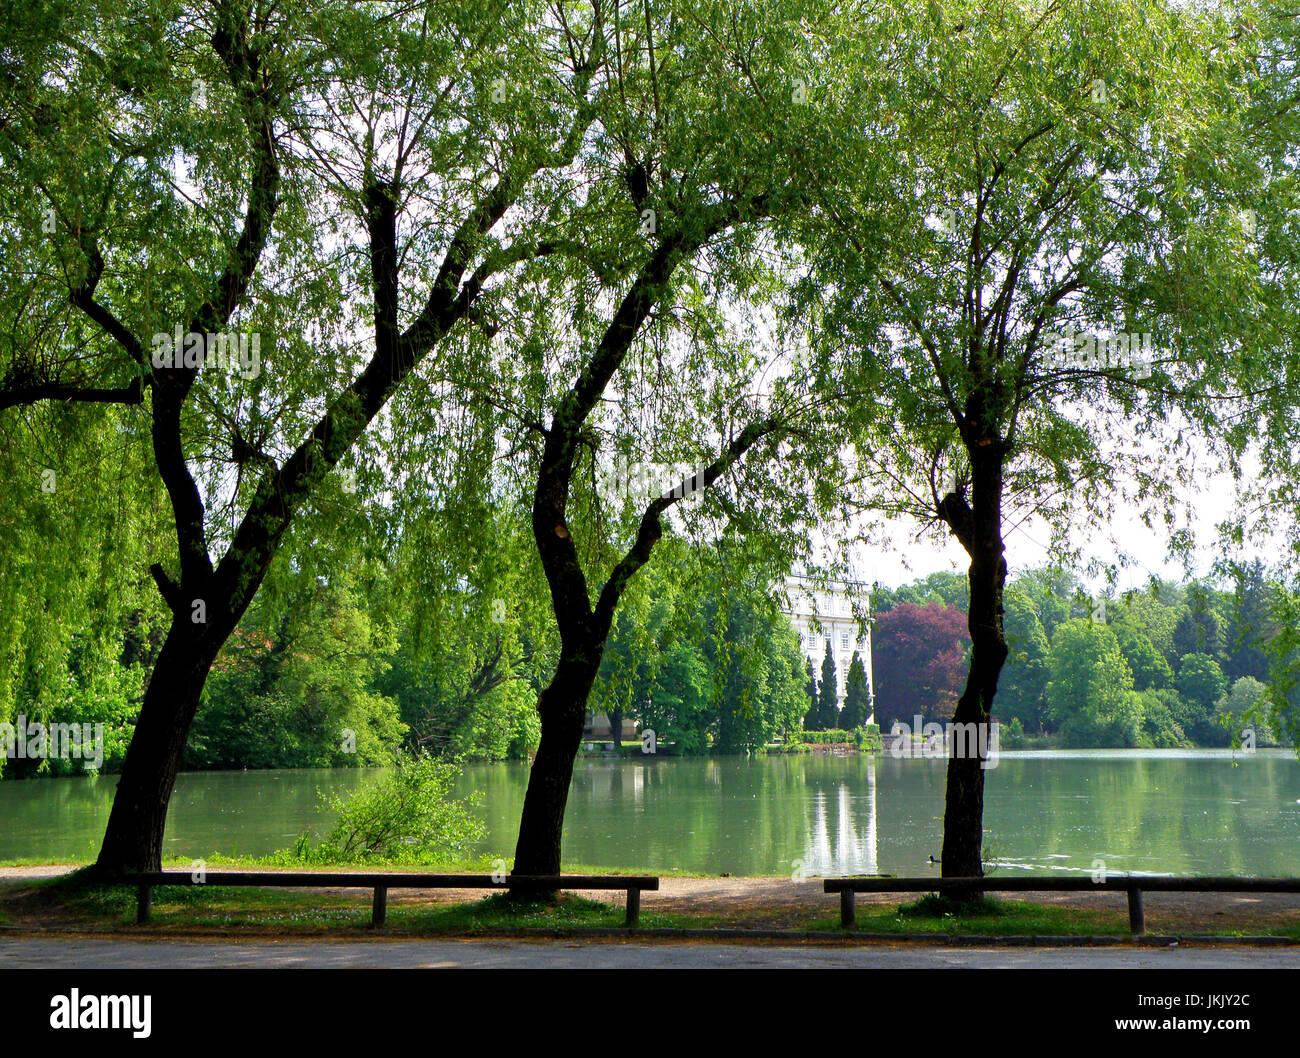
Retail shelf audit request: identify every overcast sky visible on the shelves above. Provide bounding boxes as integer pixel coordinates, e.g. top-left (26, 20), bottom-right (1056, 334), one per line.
top-left (855, 458), bottom-right (1275, 593)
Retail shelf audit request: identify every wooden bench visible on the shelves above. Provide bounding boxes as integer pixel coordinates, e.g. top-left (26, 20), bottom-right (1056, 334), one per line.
top-left (126, 871), bottom-right (659, 928)
top-left (824, 875), bottom-right (1300, 933)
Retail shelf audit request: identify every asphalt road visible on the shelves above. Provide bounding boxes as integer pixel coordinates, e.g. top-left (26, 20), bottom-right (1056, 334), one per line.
top-left (3, 936), bottom-right (1299, 968)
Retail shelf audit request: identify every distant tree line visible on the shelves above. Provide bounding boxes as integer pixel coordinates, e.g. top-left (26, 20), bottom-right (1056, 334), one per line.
top-left (590, 538), bottom-right (811, 754)
top-left (869, 562), bottom-right (1291, 749)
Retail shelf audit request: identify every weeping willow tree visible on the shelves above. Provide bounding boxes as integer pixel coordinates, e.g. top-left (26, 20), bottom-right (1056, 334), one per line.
top-left (0, 0), bottom-right (657, 872)
top-left (389, 0), bottom-right (923, 878)
top-left (0, 0), bottom-right (871, 874)
top-left (0, 402), bottom-right (169, 776)
top-left (1212, 2), bottom-right (1300, 753)
top-left (801, 0), bottom-right (1288, 880)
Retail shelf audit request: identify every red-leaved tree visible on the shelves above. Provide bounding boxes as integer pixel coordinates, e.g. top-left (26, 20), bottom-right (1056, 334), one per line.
top-left (872, 602), bottom-right (970, 729)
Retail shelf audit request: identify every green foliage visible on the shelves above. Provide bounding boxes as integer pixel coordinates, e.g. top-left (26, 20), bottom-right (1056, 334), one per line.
top-left (1175, 653), bottom-right (1229, 745)
top-left (889, 572), bottom-right (970, 614)
top-left (842, 652), bottom-right (870, 729)
top-left (712, 610), bottom-right (809, 754)
top-left (999, 718), bottom-right (1027, 748)
top-left (1135, 688), bottom-right (1188, 748)
top-left (380, 603), bottom-right (544, 764)
top-left (188, 569), bottom-right (405, 769)
top-left (925, 566), bottom-right (1300, 748)
top-left (0, 404), bottom-right (167, 777)
top-left (1226, 561), bottom-right (1277, 685)
top-left (179, 517), bottom-right (551, 769)
top-left (593, 538), bottom-right (809, 755)
top-left (797, 730), bottom-right (858, 745)
top-left (1263, 586), bottom-right (1300, 754)
top-left (997, 589), bottom-right (1051, 732)
top-left (303, 754), bottom-right (485, 865)
top-left (817, 640), bottom-right (840, 731)
top-left (1215, 676), bottom-right (1275, 747)
top-left (803, 657), bottom-right (820, 731)
top-left (1116, 629), bottom-right (1174, 692)
top-left (1113, 589), bottom-right (1184, 667)
top-left (1046, 619), bottom-right (1141, 748)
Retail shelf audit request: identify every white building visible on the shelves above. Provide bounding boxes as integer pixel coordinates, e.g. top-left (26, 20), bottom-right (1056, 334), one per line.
top-left (781, 574), bottom-right (875, 723)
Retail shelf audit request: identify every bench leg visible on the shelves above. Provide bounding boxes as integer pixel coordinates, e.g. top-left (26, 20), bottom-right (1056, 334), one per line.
top-left (625, 888), bottom-right (640, 928)
top-left (840, 890), bottom-right (855, 928)
top-left (372, 886), bottom-right (388, 928)
top-left (1127, 887), bottom-right (1145, 935)
top-left (137, 884), bottom-right (152, 925)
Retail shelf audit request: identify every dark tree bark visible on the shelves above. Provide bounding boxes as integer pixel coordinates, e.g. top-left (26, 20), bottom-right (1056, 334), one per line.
top-left (89, 140), bottom-right (599, 876)
top-left (938, 438), bottom-right (1009, 889)
top-left (509, 200), bottom-right (776, 879)
top-left (608, 702), bottom-right (625, 754)
top-left (90, 11), bottom-right (282, 874)
top-left (91, 169), bottom-right (571, 873)
top-left (513, 650), bottom-right (604, 876)
top-left (9, 15), bottom-right (604, 876)
top-left (512, 418), bottom-right (778, 879)
top-left (95, 615), bottom-right (234, 870)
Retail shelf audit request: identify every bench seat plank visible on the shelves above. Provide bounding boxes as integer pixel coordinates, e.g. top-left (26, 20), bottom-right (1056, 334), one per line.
top-left (823, 876), bottom-right (1300, 893)
top-left (126, 872), bottom-right (657, 928)
top-left (126, 872), bottom-right (658, 890)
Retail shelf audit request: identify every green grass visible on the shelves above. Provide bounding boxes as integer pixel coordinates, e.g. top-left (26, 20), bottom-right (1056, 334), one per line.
top-left (28, 880), bottom-right (705, 933)
top-left (812, 895), bottom-right (1129, 936)
top-left (6, 865), bottom-right (1299, 939)
top-left (0, 853), bottom-right (686, 875)
top-left (44, 880), bottom-right (373, 930)
top-left (0, 853), bottom-right (100, 867)
top-left (158, 852), bottom-right (687, 876)
top-left (380, 893), bottom-right (708, 933)
top-left (1185, 920), bottom-right (1300, 940)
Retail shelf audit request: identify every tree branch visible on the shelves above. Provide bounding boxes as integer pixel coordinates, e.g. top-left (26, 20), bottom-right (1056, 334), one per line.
top-left (593, 416), bottom-right (782, 634)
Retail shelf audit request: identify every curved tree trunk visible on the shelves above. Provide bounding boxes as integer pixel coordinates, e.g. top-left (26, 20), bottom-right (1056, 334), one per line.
top-left (506, 194), bottom-right (774, 887)
top-left (511, 650), bottom-right (602, 878)
top-left (939, 444), bottom-right (1009, 891)
top-left (93, 619), bottom-right (226, 874)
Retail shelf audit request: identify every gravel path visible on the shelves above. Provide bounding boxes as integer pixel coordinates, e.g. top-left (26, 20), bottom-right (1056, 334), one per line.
top-left (3, 935), bottom-right (1299, 968)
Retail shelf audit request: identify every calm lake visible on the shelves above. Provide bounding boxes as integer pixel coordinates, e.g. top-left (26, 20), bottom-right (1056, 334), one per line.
top-left (3, 750), bottom-right (1298, 876)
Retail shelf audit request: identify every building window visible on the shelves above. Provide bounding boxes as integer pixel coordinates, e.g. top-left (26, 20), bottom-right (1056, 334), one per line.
top-left (840, 632), bottom-right (849, 650)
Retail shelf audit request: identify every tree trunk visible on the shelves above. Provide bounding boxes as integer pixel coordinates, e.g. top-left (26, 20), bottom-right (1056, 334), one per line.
top-left (505, 211), bottom-right (772, 886)
top-left (511, 649), bottom-right (601, 881)
top-left (940, 446), bottom-right (1009, 891)
top-left (609, 702), bottom-right (624, 755)
top-left (92, 620), bottom-right (224, 874)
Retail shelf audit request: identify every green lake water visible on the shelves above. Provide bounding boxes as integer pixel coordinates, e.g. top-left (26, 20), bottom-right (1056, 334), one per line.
top-left (2, 750), bottom-right (1297, 876)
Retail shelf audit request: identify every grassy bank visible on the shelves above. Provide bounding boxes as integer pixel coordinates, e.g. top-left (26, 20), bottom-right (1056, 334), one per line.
top-left (0, 853), bottom-right (681, 874)
top-left (0, 877), bottom-right (1103, 936)
top-left (3, 869), bottom-right (1298, 939)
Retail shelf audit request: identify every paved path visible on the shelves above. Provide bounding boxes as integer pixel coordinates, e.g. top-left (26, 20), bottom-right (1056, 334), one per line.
top-left (3, 936), bottom-right (1300, 968)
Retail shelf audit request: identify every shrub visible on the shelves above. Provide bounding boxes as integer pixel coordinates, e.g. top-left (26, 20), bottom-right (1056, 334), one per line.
top-left (305, 753), bottom-right (485, 864)
top-left (1000, 717), bottom-right (1027, 748)
top-left (796, 730), bottom-right (854, 744)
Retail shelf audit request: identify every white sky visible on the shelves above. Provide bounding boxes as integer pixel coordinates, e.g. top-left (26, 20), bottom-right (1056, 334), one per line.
top-left (855, 460), bottom-right (1276, 593)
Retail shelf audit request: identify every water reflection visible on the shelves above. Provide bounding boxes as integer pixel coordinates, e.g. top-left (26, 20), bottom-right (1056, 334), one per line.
top-left (0, 751), bottom-right (1297, 877)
